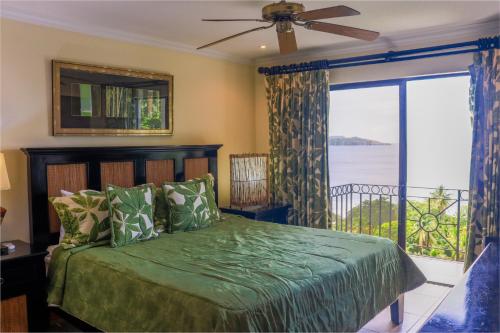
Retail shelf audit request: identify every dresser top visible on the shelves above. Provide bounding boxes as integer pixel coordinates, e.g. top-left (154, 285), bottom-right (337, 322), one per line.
top-left (420, 242), bottom-right (499, 332)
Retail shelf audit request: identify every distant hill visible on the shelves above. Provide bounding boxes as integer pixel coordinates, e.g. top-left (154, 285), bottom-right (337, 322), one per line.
top-left (329, 136), bottom-right (390, 146)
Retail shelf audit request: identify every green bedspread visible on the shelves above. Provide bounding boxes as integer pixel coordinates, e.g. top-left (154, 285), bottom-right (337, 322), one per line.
top-left (48, 214), bottom-right (426, 332)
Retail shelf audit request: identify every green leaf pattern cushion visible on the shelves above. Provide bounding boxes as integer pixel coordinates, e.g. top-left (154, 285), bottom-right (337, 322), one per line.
top-left (154, 173), bottom-right (221, 232)
top-left (163, 179), bottom-right (212, 233)
top-left (106, 184), bottom-right (158, 247)
top-left (49, 190), bottom-right (110, 249)
top-left (192, 173), bottom-right (221, 222)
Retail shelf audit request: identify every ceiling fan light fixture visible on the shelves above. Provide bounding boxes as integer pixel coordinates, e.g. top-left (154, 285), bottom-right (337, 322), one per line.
top-left (260, 44), bottom-right (267, 49)
top-left (277, 21), bottom-right (293, 33)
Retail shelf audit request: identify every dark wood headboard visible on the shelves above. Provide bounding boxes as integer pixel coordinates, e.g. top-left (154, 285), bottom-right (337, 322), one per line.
top-left (22, 145), bottom-right (222, 251)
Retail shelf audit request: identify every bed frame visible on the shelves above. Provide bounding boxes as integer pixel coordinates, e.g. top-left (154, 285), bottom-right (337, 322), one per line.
top-left (22, 145), bottom-right (222, 252)
top-left (22, 144), bottom-right (404, 330)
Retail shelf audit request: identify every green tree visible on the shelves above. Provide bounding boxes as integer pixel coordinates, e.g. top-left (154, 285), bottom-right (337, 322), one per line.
top-left (405, 186), bottom-right (468, 260)
top-left (331, 187), bottom-right (469, 261)
top-left (140, 97), bottom-right (162, 129)
top-left (331, 197), bottom-right (398, 241)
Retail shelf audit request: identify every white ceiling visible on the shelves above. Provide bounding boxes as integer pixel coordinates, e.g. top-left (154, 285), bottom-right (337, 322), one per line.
top-left (1, 1), bottom-right (499, 63)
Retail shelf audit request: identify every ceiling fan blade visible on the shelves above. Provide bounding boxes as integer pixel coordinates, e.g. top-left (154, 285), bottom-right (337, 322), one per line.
top-left (277, 29), bottom-right (298, 55)
top-left (295, 5), bottom-right (359, 21)
top-left (202, 19), bottom-right (268, 22)
top-left (197, 23), bottom-right (275, 50)
top-left (306, 22), bottom-right (379, 41)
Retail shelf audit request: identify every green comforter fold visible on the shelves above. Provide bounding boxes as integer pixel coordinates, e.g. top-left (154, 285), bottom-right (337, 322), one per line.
top-left (48, 214), bottom-right (426, 332)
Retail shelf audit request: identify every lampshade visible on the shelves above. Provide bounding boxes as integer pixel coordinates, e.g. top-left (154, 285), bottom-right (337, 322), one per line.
top-left (230, 153), bottom-right (269, 208)
top-left (0, 153), bottom-right (11, 191)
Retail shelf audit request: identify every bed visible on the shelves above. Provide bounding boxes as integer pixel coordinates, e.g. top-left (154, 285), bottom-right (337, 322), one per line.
top-left (23, 145), bottom-right (426, 332)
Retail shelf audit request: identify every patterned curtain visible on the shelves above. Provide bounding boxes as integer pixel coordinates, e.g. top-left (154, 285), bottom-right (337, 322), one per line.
top-left (464, 49), bottom-right (499, 270)
top-left (266, 70), bottom-right (330, 228)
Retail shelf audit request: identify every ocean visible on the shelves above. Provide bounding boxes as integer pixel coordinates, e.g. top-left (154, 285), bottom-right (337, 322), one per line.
top-left (329, 144), bottom-right (399, 187)
top-left (329, 144), bottom-right (469, 210)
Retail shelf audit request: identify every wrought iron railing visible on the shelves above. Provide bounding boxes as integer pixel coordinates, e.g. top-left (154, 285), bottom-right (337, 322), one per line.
top-left (329, 184), bottom-right (469, 261)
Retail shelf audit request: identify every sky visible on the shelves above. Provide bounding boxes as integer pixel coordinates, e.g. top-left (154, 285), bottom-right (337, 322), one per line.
top-left (329, 85), bottom-right (400, 144)
top-left (329, 75), bottom-right (472, 190)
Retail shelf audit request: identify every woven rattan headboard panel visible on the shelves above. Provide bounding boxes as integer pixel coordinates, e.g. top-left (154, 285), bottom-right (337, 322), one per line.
top-left (22, 145), bottom-right (222, 251)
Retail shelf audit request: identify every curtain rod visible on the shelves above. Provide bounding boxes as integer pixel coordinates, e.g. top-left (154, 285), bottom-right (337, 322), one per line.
top-left (257, 36), bottom-right (499, 76)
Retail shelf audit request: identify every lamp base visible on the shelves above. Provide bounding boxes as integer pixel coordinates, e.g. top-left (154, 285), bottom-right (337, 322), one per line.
top-left (0, 244), bottom-right (8, 256)
top-left (0, 206), bottom-right (6, 224)
top-left (1, 206), bottom-right (8, 255)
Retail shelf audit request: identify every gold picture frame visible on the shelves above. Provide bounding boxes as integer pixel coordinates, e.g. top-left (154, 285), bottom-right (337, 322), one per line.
top-left (52, 60), bottom-right (173, 136)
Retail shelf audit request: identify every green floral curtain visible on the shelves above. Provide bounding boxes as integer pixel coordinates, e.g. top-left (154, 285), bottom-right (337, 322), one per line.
top-left (266, 70), bottom-right (330, 228)
top-left (464, 49), bottom-right (499, 270)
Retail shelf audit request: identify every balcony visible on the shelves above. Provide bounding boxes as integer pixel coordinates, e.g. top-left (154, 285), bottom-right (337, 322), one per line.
top-left (329, 184), bottom-right (468, 285)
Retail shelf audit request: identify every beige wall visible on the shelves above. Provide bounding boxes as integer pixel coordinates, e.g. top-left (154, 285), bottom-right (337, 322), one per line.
top-left (0, 18), bottom-right (479, 243)
top-left (254, 52), bottom-right (473, 153)
top-left (0, 19), bottom-right (256, 242)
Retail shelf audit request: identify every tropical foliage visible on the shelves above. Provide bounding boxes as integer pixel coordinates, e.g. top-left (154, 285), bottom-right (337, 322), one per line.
top-left (139, 90), bottom-right (162, 129)
top-left (140, 98), bottom-right (162, 129)
top-left (163, 179), bottom-right (213, 233)
top-left (331, 187), bottom-right (468, 260)
top-left (103, 87), bottom-right (163, 129)
top-left (49, 190), bottom-right (110, 248)
top-left (105, 86), bottom-right (134, 119)
top-left (106, 184), bottom-right (158, 247)
top-left (334, 197), bottom-right (398, 239)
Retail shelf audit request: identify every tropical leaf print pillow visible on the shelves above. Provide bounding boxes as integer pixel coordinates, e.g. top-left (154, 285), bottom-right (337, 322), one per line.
top-left (106, 184), bottom-right (158, 247)
top-left (162, 179), bottom-right (212, 233)
top-left (191, 174), bottom-right (222, 222)
top-left (154, 173), bottom-right (221, 232)
top-left (49, 190), bottom-right (111, 249)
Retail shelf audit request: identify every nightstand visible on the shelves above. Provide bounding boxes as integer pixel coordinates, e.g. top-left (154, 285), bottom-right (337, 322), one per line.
top-left (220, 205), bottom-right (291, 224)
top-left (0, 240), bottom-right (48, 332)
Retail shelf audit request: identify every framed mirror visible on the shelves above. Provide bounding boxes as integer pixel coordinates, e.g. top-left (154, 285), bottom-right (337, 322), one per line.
top-left (52, 61), bottom-right (173, 136)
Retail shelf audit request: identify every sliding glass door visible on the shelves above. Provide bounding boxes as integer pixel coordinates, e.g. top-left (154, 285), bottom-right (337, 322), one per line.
top-left (406, 75), bottom-right (471, 260)
top-left (329, 73), bottom-right (471, 257)
top-left (329, 81), bottom-right (405, 247)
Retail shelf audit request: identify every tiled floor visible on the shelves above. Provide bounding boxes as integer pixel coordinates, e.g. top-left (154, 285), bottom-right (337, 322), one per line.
top-left (359, 254), bottom-right (464, 333)
top-left (359, 283), bottom-right (452, 333)
top-left (410, 255), bottom-right (464, 286)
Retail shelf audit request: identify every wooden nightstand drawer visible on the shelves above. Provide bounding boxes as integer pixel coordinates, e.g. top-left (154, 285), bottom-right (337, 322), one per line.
top-left (1, 264), bottom-right (36, 292)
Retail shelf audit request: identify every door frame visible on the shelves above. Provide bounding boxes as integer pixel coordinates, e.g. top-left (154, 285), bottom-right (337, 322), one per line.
top-left (329, 71), bottom-right (470, 250)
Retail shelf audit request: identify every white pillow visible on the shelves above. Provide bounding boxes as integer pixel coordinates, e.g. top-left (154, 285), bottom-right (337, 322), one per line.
top-left (58, 190), bottom-right (74, 243)
top-left (60, 189), bottom-right (74, 196)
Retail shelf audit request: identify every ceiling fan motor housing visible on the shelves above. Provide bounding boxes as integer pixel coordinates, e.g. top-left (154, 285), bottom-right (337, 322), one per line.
top-left (198, 2), bottom-right (379, 53)
top-left (262, 2), bottom-right (305, 21)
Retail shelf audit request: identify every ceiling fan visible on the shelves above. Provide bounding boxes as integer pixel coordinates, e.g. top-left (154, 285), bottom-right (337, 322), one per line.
top-left (198, 1), bottom-right (380, 55)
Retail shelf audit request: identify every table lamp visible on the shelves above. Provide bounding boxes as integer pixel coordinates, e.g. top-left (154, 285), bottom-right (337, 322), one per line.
top-left (0, 152), bottom-right (11, 255)
top-left (229, 153), bottom-right (269, 209)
